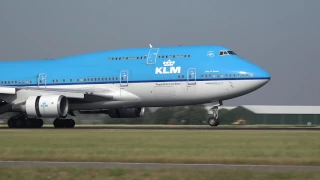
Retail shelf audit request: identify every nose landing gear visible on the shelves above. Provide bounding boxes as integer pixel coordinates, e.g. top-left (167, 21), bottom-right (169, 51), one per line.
top-left (207, 101), bottom-right (222, 127)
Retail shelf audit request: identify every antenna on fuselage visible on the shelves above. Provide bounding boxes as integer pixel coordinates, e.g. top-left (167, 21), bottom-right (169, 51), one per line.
top-left (149, 44), bottom-right (153, 48)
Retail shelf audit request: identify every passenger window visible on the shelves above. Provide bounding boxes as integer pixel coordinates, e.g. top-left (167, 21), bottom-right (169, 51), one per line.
top-left (182, 75), bottom-right (184, 78)
top-left (178, 75), bottom-right (180, 78)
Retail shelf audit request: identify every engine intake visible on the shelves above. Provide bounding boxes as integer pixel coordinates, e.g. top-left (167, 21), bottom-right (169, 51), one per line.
top-left (109, 107), bottom-right (145, 118)
top-left (25, 95), bottom-right (69, 118)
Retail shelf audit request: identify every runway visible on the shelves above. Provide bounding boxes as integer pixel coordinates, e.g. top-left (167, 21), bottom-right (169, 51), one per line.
top-left (0, 161), bottom-right (319, 171)
top-left (0, 125), bottom-right (319, 130)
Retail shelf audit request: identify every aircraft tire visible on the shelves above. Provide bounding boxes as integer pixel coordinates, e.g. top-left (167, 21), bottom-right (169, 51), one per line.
top-left (7, 118), bottom-right (16, 128)
top-left (208, 117), bottom-right (220, 126)
top-left (67, 119), bottom-right (75, 128)
top-left (36, 119), bottom-right (44, 128)
top-left (53, 118), bottom-right (62, 128)
top-left (15, 117), bottom-right (26, 128)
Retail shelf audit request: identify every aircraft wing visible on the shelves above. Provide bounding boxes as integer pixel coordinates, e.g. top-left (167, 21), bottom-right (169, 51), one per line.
top-left (0, 86), bottom-right (114, 100)
top-left (0, 85), bottom-right (141, 102)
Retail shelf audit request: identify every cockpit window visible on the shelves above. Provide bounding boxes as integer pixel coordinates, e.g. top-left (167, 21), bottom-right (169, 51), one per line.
top-left (219, 50), bottom-right (237, 56)
top-left (227, 51), bottom-right (237, 55)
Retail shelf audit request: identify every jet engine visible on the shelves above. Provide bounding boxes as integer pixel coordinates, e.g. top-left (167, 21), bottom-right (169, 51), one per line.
top-left (25, 95), bottom-right (69, 118)
top-left (108, 107), bottom-right (145, 118)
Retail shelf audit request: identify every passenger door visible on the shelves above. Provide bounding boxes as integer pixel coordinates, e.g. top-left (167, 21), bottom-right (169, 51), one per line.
top-left (38, 73), bottom-right (47, 88)
top-left (187, 68), bottom-right (196, 85)
top-left (146, 48), bottom-right (159, 64)
top-left (120, 70), bottom-right (128, 87)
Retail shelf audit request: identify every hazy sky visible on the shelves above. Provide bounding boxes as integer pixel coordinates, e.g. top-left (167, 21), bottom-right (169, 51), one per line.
top-left (0, 0), bottom-right (319, 106)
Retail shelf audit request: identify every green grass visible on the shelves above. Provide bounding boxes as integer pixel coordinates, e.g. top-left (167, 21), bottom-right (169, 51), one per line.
top-left (0, 167), bottom-right (319, 180)
top-left (0, 130), bottom-right (319, 165)
top-left (0, 167), bottom-right (320, 180)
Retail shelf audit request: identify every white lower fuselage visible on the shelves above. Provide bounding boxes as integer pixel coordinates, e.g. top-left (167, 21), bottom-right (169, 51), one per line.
top-left (3, 79), bottom-right (268, 110)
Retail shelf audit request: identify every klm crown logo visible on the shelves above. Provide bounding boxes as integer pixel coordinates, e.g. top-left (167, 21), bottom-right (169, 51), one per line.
top-left (163, 60), bottom-right (175, 66)
top-left (40, 102), bottom-right (48, 108)
top-left (155, 59), bottom-right (181, 74)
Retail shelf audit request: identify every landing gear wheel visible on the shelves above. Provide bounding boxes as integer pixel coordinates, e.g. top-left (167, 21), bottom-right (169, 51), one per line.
top-left (25, 118), bottom-right (43, 128)
top-left (208, 105), bottom-right (221, 127)
top-left (7, 114), bottom-right (43, 128)
top-left (66, 119), bottom-right (75, 128)
top-left (7, 118), bottom-right (16, 128)
top-left (53, 118), bottom-right (75, 128)
top-left (35, 119), bottom-right (43, 128)
top-left (15, 117), bottom-right (26, 128)
top-left (53, 118), bottom-right (63, 128)
top-left (208, 117), bottom-right (220, 126)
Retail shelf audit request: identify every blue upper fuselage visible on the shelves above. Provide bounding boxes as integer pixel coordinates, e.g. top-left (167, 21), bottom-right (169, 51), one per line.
top-left (0, 45), bottom-right (270, 86)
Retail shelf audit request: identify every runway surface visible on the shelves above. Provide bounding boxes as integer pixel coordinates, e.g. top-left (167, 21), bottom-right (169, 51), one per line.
top-left (0, 126), bottom-right (319, 130)
top-left (0, 161), bottom-right (319, 171)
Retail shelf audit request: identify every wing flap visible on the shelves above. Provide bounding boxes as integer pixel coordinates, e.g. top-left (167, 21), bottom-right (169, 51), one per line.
top-left (0, 87), bottom-right (16, 94)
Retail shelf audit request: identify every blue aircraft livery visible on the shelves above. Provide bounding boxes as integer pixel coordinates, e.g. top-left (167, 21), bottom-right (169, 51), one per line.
top-left (0, 45), bottom-right (270, 128)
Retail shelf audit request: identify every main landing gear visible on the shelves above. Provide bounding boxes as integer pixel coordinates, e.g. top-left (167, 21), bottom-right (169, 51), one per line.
top-left (207, 101), bottom-right (222, 127)
top-left (53, 118), bottom-right (75, 128)
top-left (7, 114), bottom-right (43, 128)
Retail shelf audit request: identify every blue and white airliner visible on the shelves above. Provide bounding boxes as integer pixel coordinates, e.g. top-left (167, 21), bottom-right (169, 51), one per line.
top-left (0, 45), bottom-right (270, 128)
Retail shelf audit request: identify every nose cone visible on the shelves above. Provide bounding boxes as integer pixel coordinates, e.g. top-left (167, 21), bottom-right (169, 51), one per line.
top-left (256, 66), bottom-right (271, 80)
top-left (250, 64), bottom-right (271, 90)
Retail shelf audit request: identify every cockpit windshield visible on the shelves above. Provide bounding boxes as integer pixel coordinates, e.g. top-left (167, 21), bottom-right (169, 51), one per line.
top-left (219, 50), bottom-right (237, 56)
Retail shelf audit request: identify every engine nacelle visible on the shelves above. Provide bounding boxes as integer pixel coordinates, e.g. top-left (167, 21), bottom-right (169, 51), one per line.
top-left (25, 95), bottom-right (69, 118)
top-left (109, 107), bottom-right (145, 118)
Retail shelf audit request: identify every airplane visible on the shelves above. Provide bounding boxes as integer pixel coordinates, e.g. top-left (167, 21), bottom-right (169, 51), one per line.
top-left (0, 44), bottom-right (270, 128)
